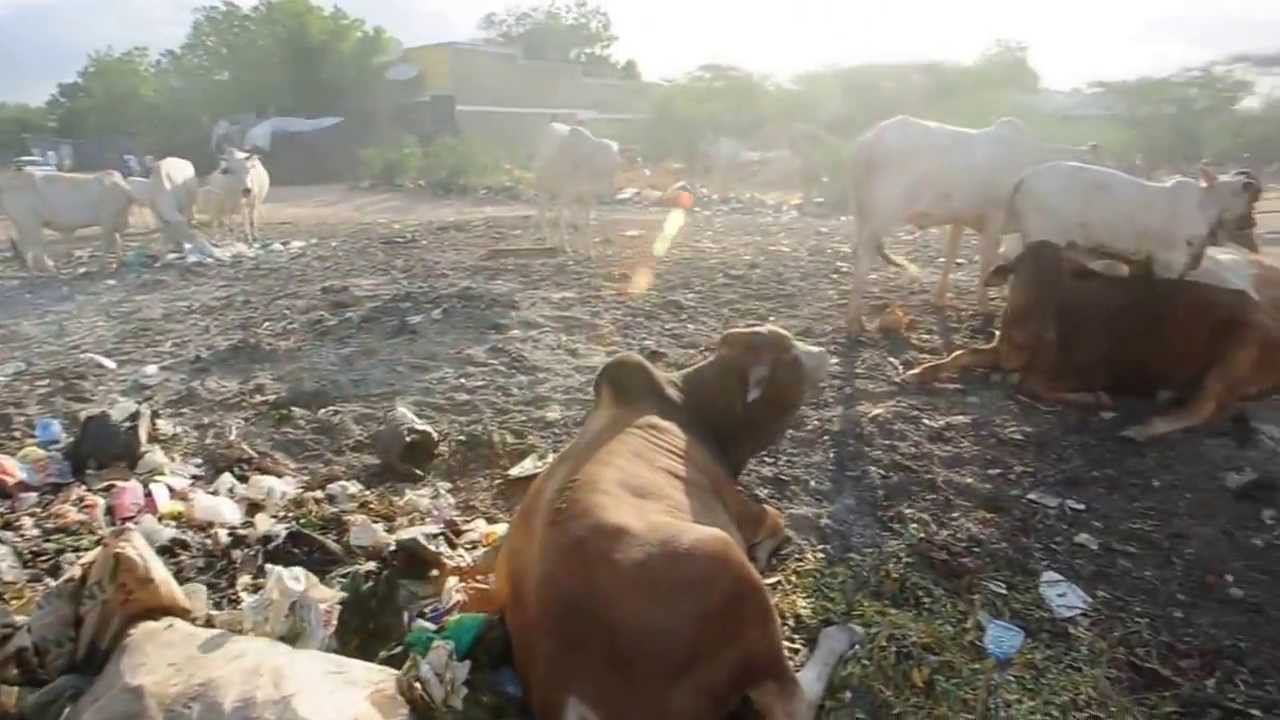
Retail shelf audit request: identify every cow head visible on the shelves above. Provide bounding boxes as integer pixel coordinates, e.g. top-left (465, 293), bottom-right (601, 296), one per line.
top-left (678, 325), bottom-right (830, 475)
top-left (1199, 165), bottom-right (1262, 257)
top-left (219, 148), bottom-right (262, 198)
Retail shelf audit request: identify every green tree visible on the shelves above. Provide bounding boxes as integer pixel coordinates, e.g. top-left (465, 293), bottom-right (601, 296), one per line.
top-left (46, 47), bottom-right (158, 139)
top-left (478, 1), bottom-right (639, 79)
top-left (1090, 67), bottom-right (1253, 165)
top-left (0, 103), bottom-right (50, 158)
top-left (642, 64), bottom-right (777, 162)
top-left (43, 0), bottom-right (393, 167)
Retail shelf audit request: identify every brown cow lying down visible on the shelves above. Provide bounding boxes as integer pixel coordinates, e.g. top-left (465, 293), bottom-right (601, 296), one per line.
top-left (901, 240), bottom-right (1280, 441)
top-left (495, 326), bottom-right (863, 719)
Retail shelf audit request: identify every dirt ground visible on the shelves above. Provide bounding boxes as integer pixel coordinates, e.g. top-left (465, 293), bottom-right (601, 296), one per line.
top-left (2, 186), bottom-right (1279, 718)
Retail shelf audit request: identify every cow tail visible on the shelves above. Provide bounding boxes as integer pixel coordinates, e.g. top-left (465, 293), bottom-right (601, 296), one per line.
top-left (1004, 176), bottom-right (1025, 237)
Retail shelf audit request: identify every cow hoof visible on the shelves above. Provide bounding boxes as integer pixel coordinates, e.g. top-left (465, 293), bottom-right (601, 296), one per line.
top-left (817, 624), bottom-right (865, 656)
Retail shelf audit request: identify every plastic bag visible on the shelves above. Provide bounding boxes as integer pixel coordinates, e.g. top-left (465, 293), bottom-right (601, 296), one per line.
top-left (241, 565), bottom-right (345, 651)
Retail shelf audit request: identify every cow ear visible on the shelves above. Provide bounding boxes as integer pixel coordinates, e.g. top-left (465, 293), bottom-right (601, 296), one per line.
top-left (1200, 165), bottom-right (1217, 187)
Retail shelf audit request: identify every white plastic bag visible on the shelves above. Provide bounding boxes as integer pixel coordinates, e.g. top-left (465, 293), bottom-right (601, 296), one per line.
top-left (241, 565), bottom-right (344, 650)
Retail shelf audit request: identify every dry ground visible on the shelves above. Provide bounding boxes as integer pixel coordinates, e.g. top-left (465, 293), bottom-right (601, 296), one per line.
top-left (1, 186), bottom-right (1279, 718)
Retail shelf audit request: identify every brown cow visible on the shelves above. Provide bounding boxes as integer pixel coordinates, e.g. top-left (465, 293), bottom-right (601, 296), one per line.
top-left (495, 325), bottom-right (862, 720)
top-left (901, 240), bottom-right (1280, 441)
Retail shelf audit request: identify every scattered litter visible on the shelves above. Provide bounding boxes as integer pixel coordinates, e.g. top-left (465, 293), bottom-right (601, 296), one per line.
top-left (324, 480), bottom-right (365, 510)
top-left (404, 484), bottom-right (457, 527)
top-left (135, 514), bottom-right (178, 548)
top-left (147, 482), bottom-right (176, 514)
top-left (1222, 467), bottom-right (1259, 492)
top-left (80, 352), bottom-right (119, 370)
top-left (34, 417), bottom-right (65, 447)
top-left (134, 447), bottom-right (171, 476)
top-left (152, 473), bottom-right (193, 494)
top-left (135, 364), bottom-right (163, 387)
top-left (182, 583), bottom-right (209, 622)
top-left (243, 474), bottom-right (297, 513)
top-left (506, 452), bottom-right (554, 480)
top-left (1024, 491), bottom-right (1063, 509)
top-left (982, 619), bottom-right (1025, 663)
top-left (242, 564), bottom-right (345, 650)
top-left (404, 613), bottom-right (492, 660)
top-left (373, 407), bottom-right (439, 477)
top-left (0, 543), bottom-right (24, 583)
top-left (190, 492), bottom-right (244, 526)
top-left (1039, 570), bottom-right (1092, 619)
top-left (66, 403), bottom-right (150, 478)
top-left (109, 480), bottom-right (147, 523)
top-left (210, 472), bottom-right (243, 497)
top-left (1073, 532), bottom-right (1100, 551)
top-left (0, 454), bottom-right (21, 496)
top-left (400, 641), bottom-right (471, 712)
top-left (348, 515), bottom-right (394, 559)
top-left (13, 492), bottom-right (39, 512)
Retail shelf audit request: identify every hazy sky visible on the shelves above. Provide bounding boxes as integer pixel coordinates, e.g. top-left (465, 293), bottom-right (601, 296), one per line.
top-left (2, 0), bottom-right (1279, 103)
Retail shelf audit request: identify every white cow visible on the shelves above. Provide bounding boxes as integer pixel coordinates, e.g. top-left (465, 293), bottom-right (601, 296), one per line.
top-left (138, 157), bottom-right (220, 257)
top-left (845, 115), bottom-right (1099, 334)
top-left (206, 148), bottom-right (270, 242)
top-left (0, 169), bottom-right (135, 272)
top-left (1006, 163), bottom-right (1261, 279)
top-left (532, 122), bottom-right (624, 255)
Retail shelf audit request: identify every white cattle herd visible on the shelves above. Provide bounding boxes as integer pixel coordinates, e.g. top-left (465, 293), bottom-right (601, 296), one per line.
top-left (3, 116), bottom-right (1277, 437)
top-left (1, 147), bottom-right (271, 272)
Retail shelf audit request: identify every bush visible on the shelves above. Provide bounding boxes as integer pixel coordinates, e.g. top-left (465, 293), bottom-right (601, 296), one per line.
top-left (357, 135), bottom-right (422, 185)
top-left (419, 136), bottom-right (504, 193)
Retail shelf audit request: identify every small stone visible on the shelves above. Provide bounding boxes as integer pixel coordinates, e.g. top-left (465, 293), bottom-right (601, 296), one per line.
top-left (1073, 533), bottom-right (1100, 551)
top-left (1262, 508), bottom-right (1278, 526)
top-left (1025, 491), bottom-right (1063, 509)
top-left (1227, 587), bottom-right (1245, 601)
top-left (1222, 468), bottom-right (1259, 492)
top-left (1065, 499), bottom-right (1087, 512)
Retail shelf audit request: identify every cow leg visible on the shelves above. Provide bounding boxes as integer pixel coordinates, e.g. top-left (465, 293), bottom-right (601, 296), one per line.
top-left (537, 193), bottom-right (551, 243)
top-left (901, 343), bottom-right (1001, 384)
top-left (558, 203), bottom-right (571, 253)
top-left (248, 199), bottom-right (260, 242)
top-left (723, 490), bottom-right (787, 573)
top-left (1121, 349), bottom-right (1252, 441)
top-left (976, 210), bottom-right (1005, 314)
top-left (846, 223), bottom-right (879, 336)
top-left (102, 229), bottom-right (124, 269)
top-left (933, 224), bottom-right (964, 306)
top-left (578, 198), bottom-right (595, 256)
top-left (748, 625), bottom-right (865, 720)
top-left (241, 203), bottom-right (253, 243)
top-left (14, 220), bottom-right (53, 273)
